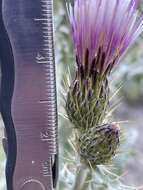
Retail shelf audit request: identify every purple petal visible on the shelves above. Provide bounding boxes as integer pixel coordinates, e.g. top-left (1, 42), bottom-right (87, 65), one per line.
top-left (67, 0), bottom-right (143, 74)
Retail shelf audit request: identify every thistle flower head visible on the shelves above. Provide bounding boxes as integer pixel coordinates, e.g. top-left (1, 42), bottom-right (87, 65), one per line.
top-left (68, 0), bottom-right (143, 75)
top-left (65, 0), bottom-right (141, 171)
top-left (78, 124), bottom-right (120, 168)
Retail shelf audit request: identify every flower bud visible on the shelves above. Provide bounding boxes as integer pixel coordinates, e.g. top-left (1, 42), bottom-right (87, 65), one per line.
top-left (78, 124), bottom-right (120, 168)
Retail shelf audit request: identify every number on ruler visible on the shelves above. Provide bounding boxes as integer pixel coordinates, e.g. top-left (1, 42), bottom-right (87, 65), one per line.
top-left (42, 161), bottom-right (51, 177)
top-left (36, 53), bottom-right (48, 64)
top-left (40, 131), bottom-right (50, 141)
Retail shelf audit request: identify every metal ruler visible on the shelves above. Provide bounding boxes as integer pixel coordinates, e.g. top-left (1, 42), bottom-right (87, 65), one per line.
top-left (0, 0), bottom-right (58, 189)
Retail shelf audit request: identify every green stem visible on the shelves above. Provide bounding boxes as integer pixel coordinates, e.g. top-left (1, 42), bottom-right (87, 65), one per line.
top-left (80, 170), bottom-right (92, 190)
top-left (73, 164), bottom-right (92, 190)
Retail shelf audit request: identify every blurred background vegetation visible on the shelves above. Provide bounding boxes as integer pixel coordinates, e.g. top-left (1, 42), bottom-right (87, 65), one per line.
top-left (0, 0), bottom-right (143, 189)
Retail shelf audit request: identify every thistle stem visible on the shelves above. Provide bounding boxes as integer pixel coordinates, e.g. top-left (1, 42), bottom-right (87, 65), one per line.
top-left (73, 164), bottom-right (92, 190)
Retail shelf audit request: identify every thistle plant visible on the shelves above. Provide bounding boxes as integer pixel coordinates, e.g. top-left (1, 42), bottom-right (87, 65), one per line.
top-left (63, 0), bottom-right (143, 189)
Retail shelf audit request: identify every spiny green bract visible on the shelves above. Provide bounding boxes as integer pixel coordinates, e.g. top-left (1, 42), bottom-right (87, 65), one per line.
top-left (66, 71), bottom-right (109, 132)
top-left (78, 124), bottom-right (120, 168)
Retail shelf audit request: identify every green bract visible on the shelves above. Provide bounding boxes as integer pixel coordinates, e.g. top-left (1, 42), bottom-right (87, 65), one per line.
top-left (66, 57), bottom-right (109, 132)
top-left (78, 124), bottom-right (120, 168)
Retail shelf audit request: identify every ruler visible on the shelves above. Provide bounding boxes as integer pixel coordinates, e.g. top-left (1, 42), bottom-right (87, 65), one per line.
top-left (0, 0), bottom-right (58, 189)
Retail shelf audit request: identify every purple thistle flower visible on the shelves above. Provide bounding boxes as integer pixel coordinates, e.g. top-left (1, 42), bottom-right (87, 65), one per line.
top-left (68, 0), bottom-right (143, 74)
